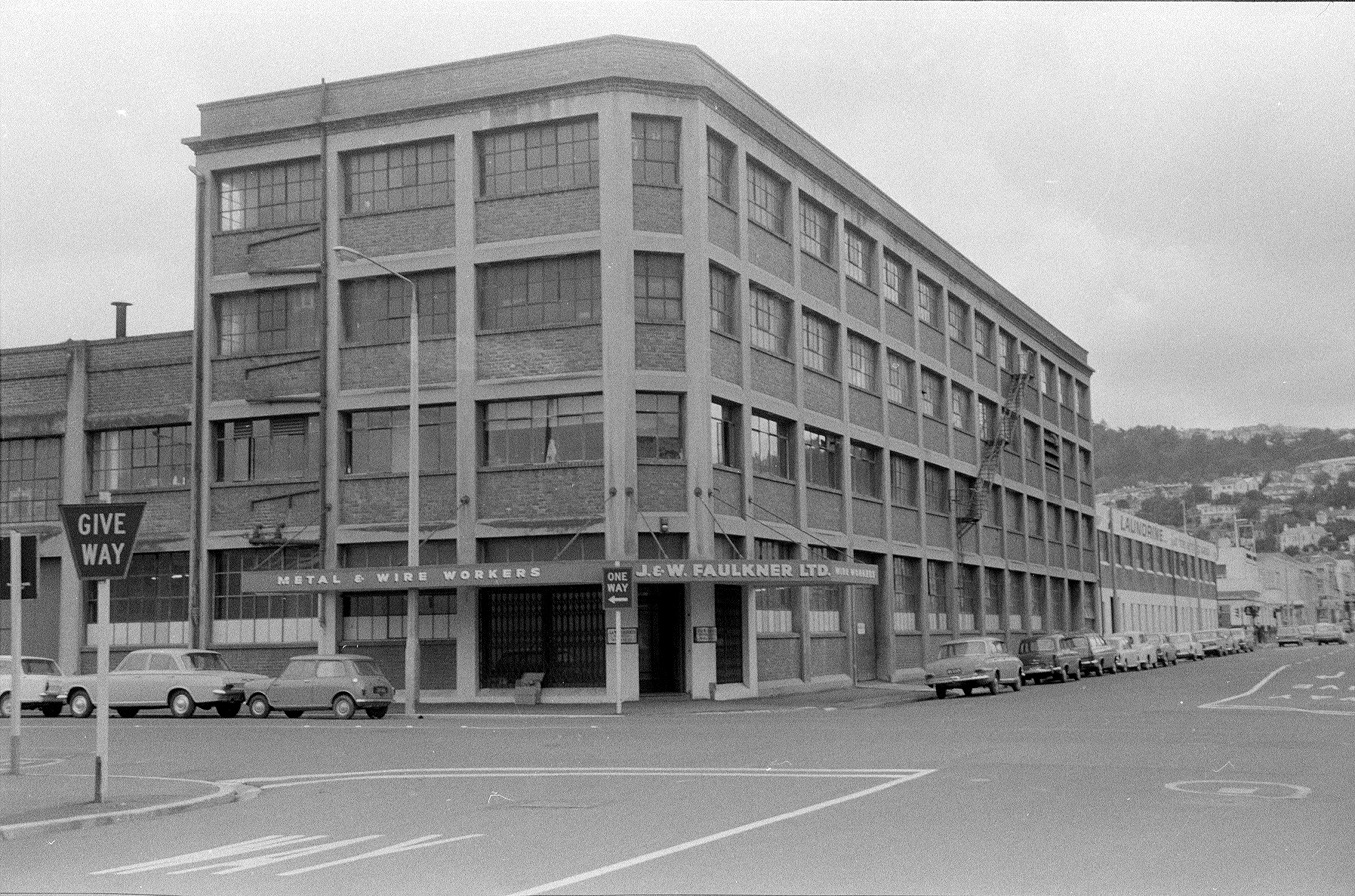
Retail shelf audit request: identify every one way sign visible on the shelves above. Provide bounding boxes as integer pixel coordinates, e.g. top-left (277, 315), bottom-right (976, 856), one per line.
top-left (603, 566), bottom-right (633, 609)
top-left (58, 503), bottom-right (145, 580)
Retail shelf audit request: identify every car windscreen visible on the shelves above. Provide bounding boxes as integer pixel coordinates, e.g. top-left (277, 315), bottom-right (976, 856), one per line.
top-left (352, 660), bottom-right (383, 677)
top-left (186, 652), bottom-right (230, 671)
top-left (21, 659), bottom-right (60, 674)
top-left (1023, 638), bottom-right (1057, 652)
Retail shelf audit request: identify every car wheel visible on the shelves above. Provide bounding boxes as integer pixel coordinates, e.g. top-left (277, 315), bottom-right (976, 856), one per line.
top-left (1172, 657), bottom-right (1178, 665)
top-left (69, 690), bottom-right (93, 718)
top-left (40, 704), bottom-right (63, 718)
top-left (988, 677), bottom-right (1000, 696)
top-left (1094, 662), bottom-right (1104, 677)
top-left (168, 690), bottom-right (197, 718)
top-left (116, 708), bottom-right (139, 718)
top-left (934, 685), bottom-right (947, 700)
top-left (1140, 660), bottom-right (1148, 671)
top-left (0, 692), bottom-right (11, 718)
top-left (1071, 665), bottom-right (1082, 681)
top-left (365, 706), bottom-right (388, 720)
top-left (333, 694), bottom-right (357, 720)
top-left (1058, 667), bottom-right (1069, 683)
top-left (1009, 673), bottom-right (1022, 692)
top-left (248, 695), bottom-right (271, 719)
top-left (283, 710), bottom-right (304, 719)
top-left (217, 703), bottom-right (241, 718)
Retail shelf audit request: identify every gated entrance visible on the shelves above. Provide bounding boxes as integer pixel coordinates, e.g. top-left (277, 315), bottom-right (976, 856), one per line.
top-left (478, 587), bottom-right (605, 689)
top-left (714, 585), bottom-right (744, 685)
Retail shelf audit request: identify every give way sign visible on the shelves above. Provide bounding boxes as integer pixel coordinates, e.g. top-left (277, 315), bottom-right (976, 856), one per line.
top-left (58, 503), bottom-right (145, 580)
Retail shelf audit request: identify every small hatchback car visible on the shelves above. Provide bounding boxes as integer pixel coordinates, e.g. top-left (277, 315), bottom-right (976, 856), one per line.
top-left (924, 638), bottom-right (1023, 699)
top-left (247, 654), bottom-right (393, 720)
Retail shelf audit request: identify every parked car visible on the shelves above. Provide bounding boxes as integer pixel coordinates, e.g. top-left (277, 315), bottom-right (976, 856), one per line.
top-left (1145, 633), bottom-right (1178, 666)
top-left (1276, 626), bottom-right (1304, 647)
top-left (1299, 625), bottom-right (1316, 642)
top-left (1017, 634), bottom-right (1082, 684)
top-left (0, 656), bottom-right (67, 718)
top-left (1069, 632), bottom-right (1117, 676)
top-left (1112, 631), bottom-right (1156, 670)
top-left (1167, 632), bottom-right (1205, 660)
top-left (246, 654), bottom-right (393, 720)
top-left (63, 648), bottom-right (267, 718)
top-left (1312, 623), bottom-right (1347, 644)
top-left (1193, 630), bottom-right (1225, 657)
top-left (1223, 628), bottom-right (1255, 653)
top-left (924, 638), bottom-right (1024, 699)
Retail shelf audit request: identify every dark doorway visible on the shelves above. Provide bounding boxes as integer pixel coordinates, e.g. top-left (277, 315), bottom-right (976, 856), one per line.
top-left (637, 585), bottom-right (685, 694)
top-left (853, 586), bottom-right (877, 682)
top-left (479, 587), bottom-right (605, 689)
top-left (714, 585), bottom-right (745, 684)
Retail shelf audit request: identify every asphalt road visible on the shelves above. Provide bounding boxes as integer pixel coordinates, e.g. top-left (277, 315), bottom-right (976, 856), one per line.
top-left (4, 643), bottom-right (1353, 896)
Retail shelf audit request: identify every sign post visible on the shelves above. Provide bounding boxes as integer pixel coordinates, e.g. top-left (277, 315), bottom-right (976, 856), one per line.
top-left (6, 533), bottom-right (36, 775)
top-left (603, 564), bottom-right (633, 716)
top-left (58, 499), bottom-right (143, 803)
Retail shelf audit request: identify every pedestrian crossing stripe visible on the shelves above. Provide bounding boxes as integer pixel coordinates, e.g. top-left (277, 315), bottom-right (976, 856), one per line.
top-left (92, 833), bottom-right (482, 877)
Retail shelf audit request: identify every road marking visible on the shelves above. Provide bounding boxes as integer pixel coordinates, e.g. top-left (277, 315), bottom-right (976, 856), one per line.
top-left (1316, 671), bottom-right (1345, 679)
top-left (1199, 665), bottom-right (1288, 708)
top-left (504, 770), bottom-right (935, 896)
top-left (278, 833), bottom-right (483, 876)
top-left (1167, 780), bottom-right (1310, 800)
top-left (173, 835), bottom-right (382, 875)
top-left (94, 835), bottom-right (319, 875)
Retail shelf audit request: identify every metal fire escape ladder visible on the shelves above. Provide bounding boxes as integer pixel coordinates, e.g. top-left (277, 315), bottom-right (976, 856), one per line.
top-left (956, 370), bottom-right (1032, 543)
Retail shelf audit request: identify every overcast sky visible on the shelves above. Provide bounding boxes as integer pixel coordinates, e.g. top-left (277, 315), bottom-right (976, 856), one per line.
top-left (2, 1), bottom-right (1351, 431)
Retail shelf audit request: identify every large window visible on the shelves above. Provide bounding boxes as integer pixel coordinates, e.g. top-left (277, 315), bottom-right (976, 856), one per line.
top-left (947, 296), bottom-right (970, 345)
top-left (214, 416), bottom-right (314, 483)
top-left (984, 568), bottom-right (1004, 631)
top-left (847, 333), bottom-right (878, 392)
top-left (749, 285), bottom-right (790, 357)
top-left (634, 253), bottom-right (684, 322)
top-left (344, 138), bottom-right (453, 215)
top-left (883, 252), bottom-right (909, 310)
top-left (845, 227), bottom-right (874, 287)
top-left (958, 565), bottom-right (980, 631)
top-left (0, 437), bottom-right (61, 524)
top-left (803, 428), bottom-right (841, 490)
top-left (218, 159), bottom-right (320, 232)
top-left (344, 405), bottom-right (456, 474)
top-left (216, 286), bottom-right (318, 356)
top-left (887, 353), bottom-right (914, 407)
top-left (84, 551), bottom-right (189, 647)
top-left (636, 393), bottom-right (683, 460)
top-left (920, 369), bottom-right (945, 420)
top-left (951, 385), bottom-right (973, 432)
top-left (342, 269), bottom-right (455, 345)
top-left (801, 312), bottom-right (837, 375)
top-left (632, 116), bottom-right (679, 187)
top-left (889, 454), bottom-right (919, 508)
top-left (212, 546), bottom-right (321, 645)
top-left (806, 545), bottom-right (844, 633)
top-left (1000, 331), bottom-right (1017, 373)
top-left (917, 274), bottom-right (942, 328)
top-left (750, 412), bottom-right (792, 479)
top-left (753, 538), bottom-right (796, 633)
top-left (479, 117), bottom-right (599, 198)
top-left (1006, 489), bottom-right (1024, 534)
top-left (477, 253), bottom-right (601, 330)
top-left (482, 395), bottom-right (603, 466)
top-left (711, 400), bottom-right (739, 468)
top-left (924, 464), bottom-right (950, 515)
top-left (91, 425), bottom-right (190, 491)
top-left (800, 195), bottom-right (835, 264)
top-left (927, 560), bottom-right (949, 631)
top-left (747, 160), bottom-right (788, 236)
top-left (341, 542), bottom-right (456, 642)
top-left (1031, 575), bottom-right (1047, 631)
top-left (892, 557), bottom-right (921, 632)
top-left (850, 442), bottom-right (882, 498)
top-left (974, 314), bottom-right (994, 360)
top-left (707, 130), bottom-right (735, 205)
top-left (709, 265), bottom-right (738, 336)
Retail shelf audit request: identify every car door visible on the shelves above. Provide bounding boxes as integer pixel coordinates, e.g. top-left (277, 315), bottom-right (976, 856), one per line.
top-left (143, 652), bottom-right (181, 706)
top-left (269, 660), bottom-right (315, 709)
top-left (109, 652), bottom-right (151, 706)
top-left (311, 660), bottom-right (348, 708)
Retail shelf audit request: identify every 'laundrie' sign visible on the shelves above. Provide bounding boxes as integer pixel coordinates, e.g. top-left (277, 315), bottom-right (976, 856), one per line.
top-left (240, 559), bottom-right (879, 593)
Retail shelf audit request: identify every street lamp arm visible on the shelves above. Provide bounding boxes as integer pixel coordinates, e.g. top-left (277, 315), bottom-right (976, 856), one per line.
top-left (332, 245), bottom-right (415, 289)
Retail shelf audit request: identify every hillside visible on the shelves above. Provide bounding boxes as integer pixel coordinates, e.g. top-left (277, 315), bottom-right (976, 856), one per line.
top-left (1092, 424), bottom-right (1355, 492)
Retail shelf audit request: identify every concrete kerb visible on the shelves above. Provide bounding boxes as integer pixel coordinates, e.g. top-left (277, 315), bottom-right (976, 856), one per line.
top-left (0, 776), bottom-right (259, 842)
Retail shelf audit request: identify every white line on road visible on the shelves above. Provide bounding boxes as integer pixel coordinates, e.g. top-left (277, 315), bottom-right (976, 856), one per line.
top-left (1198, 665), bottom-right (1289, 709)
top-left (504, 770), bottom-right (935, 896)
top-left (277, 833), bottom-right (483, 876)
top-left (1201, 663), bottom-right (1355, 716)
top-left (94, 835), bottom-right (317, 875)
top-left (174, 835), bottom-right (382, 875)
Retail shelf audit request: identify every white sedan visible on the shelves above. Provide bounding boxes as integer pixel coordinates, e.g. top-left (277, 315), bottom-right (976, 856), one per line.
top-left (63, 648), bottom-right (266, 718)
top-left (0, 655), bottom-right (68, 717)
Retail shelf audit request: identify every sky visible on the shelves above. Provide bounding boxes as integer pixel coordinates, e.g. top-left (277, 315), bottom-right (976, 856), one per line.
top-left (1, 1), bottom-right (1352, 432)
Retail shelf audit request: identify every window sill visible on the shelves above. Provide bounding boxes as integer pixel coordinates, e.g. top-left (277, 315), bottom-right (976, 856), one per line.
top-left (476, 320), bottom-right (601, 337)
top-left (800, 249), bottom-right (837, 270)
top-left (749, 345), bottom-right (792, 364)
top-left (846, 276), bottom-right (876, 294)
top-left (212, 347), bottom-right (321, 362)
top-left (479, 461), bottom-right (604, 473)
top-left (214, 221), bottom-right (320, 238)
top-left (342, 333), bottom-right (456, 348)
top-left (476, 184), bottom-right (599, 203)
top-left (341, 201), bottom-right (454, 220)
top-left (747, 219), bottom-right (790, 245)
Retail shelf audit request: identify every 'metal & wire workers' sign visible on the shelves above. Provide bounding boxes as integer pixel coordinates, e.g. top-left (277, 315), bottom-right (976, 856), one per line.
top-left (240, 559), bottom-right (879, 593)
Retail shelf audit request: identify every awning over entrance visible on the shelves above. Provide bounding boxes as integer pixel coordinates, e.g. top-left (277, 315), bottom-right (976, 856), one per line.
top-left (240, 558), bottom-right (879, 593)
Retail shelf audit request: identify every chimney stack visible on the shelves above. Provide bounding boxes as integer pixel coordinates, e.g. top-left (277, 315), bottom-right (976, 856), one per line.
top-left (112, 302), bottom-right (131, 339)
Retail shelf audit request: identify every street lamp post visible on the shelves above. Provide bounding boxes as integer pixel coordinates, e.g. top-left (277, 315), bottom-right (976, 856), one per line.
top-left (333, 246), bottom-right (420, 718)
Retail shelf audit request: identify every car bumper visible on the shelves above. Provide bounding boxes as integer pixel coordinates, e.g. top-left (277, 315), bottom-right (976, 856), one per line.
top-left (1020, 663), bottom-right (1059, 679)
top-left (924, 672), bottom-right (995, 688)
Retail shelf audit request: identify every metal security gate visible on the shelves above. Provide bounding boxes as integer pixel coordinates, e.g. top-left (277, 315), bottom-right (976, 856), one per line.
top-left (479, 587), bottom-right (605, 689)
top-left (714, 585), bottom-right (744, 684)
